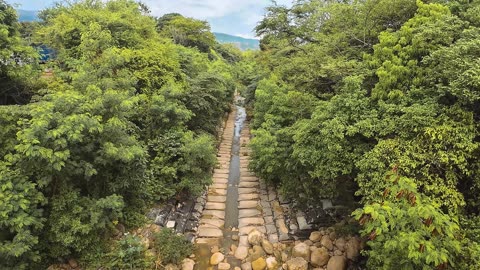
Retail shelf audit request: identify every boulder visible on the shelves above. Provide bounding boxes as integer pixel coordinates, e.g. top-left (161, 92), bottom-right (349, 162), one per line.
top-left (326, 256), bottom-right (347, 270)
top-left (286, 257), bottom-right (308, 270)
top-left (248, 229), bottom-right (264, 246)
top-left (311, 247), bottom-right (330, 267)
top-left (262, 239), bottom-right (274, 255)
top-left (292, 242), bottom-right (310, 261)
top-left (68, 259), bottom-right (78, 269)
top-left (165, 264), bottom-right (179, 270)
top-left (281, 251), bottom-right (289, 262)
top-left (241, 262), bottom-right (252, 270)
top-left (218, 262), bottom-right (231, 270)
top-left (181, 258), bottom-right (195, 270)
top-left (210, 252), bottom-right (225, 265)
top-left (346, 237), bottom-right (361, 261)
top-left (329, 231), bottom-right (337, 241)
top-left (235, 246), bottom-right (249, 260)
top-left (321, 235), bottom-right (334, 251)
top-left (334, 238), bottom-right (346, 252)
top-left (266, 256), bottom-right (278, 270)
top-left (250, 245), bottom-right (266, 261)
top-left (252, 257), bottom-right (267, 270)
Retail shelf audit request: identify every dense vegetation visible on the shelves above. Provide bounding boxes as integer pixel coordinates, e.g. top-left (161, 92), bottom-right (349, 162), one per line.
top-left (2, 0), bottom-right (480, 269)
top-left (0, 0), bottom-right (241, 268)
top-left (244, 0), bottom-right (480, 269)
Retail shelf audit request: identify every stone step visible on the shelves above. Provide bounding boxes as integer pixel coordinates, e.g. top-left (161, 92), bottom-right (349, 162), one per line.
top-left (209, 189), bottom-right (227, 196)
top-left (205, 202), bottom-right (226, 210)
top-left (202, 210), bottom-right (225, 220)
top-left (213, 173), bottom-right (229, 178)
top-left (238, 200), bottom-right (259, 209)
top-left (238, 217), bottom-right (265, 228)
top-left (207, 195), bottom-right (226, 203)
top-left (197, 227), bottom-right (223, 238)
top-left (213, 178), bottom-right (228, 184)
top-left (239, 176), bottom-right (258, 182)
top-left (238, 193), bottom-right (260, 201)
top-left (211, 183), bottom-right (228, 190)
top-left (238, 188), bottom-right (258, 194)
top-left (239, 209), bottom-right (262, 218)
top-left (239, 181), bottom-right (259, 188)
top-left (199, 219), bottom-right (225, 228)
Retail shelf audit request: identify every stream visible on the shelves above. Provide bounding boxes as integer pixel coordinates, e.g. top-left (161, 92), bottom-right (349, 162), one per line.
top-left (221, 100), bottom-right (246, 266)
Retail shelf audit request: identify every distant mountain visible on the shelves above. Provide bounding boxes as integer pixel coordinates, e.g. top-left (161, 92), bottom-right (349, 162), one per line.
top-left (17, 10), bottom-right (39, 22)
top-left (214, 32), bottom-right (259, 51)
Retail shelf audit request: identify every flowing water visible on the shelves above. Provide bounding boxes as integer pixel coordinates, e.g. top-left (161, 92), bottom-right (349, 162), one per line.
top-left (221, 101), bottom-right (246, 266)
top-left (194, 99), bottom-right (246, 269)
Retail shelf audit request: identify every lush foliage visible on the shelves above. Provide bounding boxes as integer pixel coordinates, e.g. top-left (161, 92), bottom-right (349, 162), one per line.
top-left (107, 234), bottom-right (150, 269)
top-left (248, 0), bottom-right (480, 268)
top-left (0, 0), bottom-right (41, 104)
top-left (154, 228), bottom-right (193, 264)
top-left (353, 170), bottom-right (461, 269)
top-left (0, 0), bottom-right (239, 268)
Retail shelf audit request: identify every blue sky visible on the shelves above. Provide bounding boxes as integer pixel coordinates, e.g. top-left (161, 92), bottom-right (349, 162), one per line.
top-left (6, 0), bottom-right (292, 38)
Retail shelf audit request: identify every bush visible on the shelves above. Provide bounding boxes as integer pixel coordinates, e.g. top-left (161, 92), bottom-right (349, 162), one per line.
top-left (353, 170), bottom-right (461, 270)
top-left (108, 235), bottom-right (149, 270)
top-left (154, 229), bottom-right (193, 264)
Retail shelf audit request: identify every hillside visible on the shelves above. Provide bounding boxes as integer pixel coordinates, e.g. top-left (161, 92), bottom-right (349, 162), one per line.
top-left (214, 32), bottom-right (259, 51)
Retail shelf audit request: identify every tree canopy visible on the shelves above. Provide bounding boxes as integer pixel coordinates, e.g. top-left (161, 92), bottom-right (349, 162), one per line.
top-left (247, 0), bottom-right (480, 269)
top-left (0, 0), bottom-right (241, 268)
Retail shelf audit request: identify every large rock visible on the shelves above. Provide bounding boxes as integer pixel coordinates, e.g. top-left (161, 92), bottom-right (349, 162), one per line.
top-left (235, 246), bottom-right (249, 260)
top-left (250, 245), bottom-right (266, 261)
top-left (311, 247), bottom-right (330, 267)
top-left (241, 262), bottom-right (252, 270)
top-left (218, 262), bottom-right (231, 270)
top-left (321, 235), bottom-right (334, 251)
top-left (248, 229), bottom-right (264, 246)
top-left (165, 264), bottom-right (179, 270)
top-left (252, 257), bottom-right (267, 270)
top-left (309, 231), bottom-right (322, 242)
top-left (181, 258), bottom-right (195, 270)
top-left (68, 259), bottom-right (78, 269)
top-left (262, 239), bottom-right (274, 255)
top-left (296, 216), bottom-right (311, 230)
top-left (326, 256), bottom-right (347, 270)
top-left (346, 237), bottom-right (361, 261)
top-left (286, 257), bottom-right (308, 270)
top-left (292, 242), bottom-right (310, 261)
top-left (334, 238), bottom-right (346, 252)
top-left (266, 257), bottom-right (278, 270)
top-left (210, 252), bottom-right (224, 265)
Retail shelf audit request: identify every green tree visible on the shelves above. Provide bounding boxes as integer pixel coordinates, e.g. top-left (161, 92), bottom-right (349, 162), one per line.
top-left (353, 170), bottom-right (461, 269)
top-left (0, 0), bottom-right (40, 105)
top-left (157, 13), bottom-right (216, 53)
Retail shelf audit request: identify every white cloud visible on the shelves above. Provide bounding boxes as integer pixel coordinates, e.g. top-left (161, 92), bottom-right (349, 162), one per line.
top-left (7, 0), bottom-right (294, 37)
top-left (144, 0), bottom-right (292, 19)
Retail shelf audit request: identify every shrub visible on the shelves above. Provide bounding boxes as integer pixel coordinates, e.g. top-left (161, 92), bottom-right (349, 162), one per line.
top-left (154, 229), bottom-right (193, 264)
top-left (353, 170), bottom-right (461, 269)
top-left (108, 234), bottom-right (149, 269)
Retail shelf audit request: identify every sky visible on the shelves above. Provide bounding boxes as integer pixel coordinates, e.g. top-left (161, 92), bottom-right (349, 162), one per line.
top-left (6, 0), bottom-right (293, 38)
